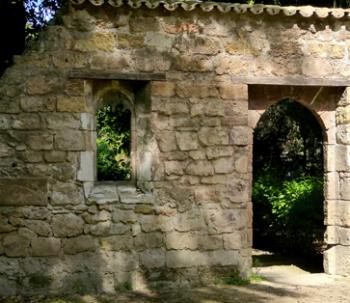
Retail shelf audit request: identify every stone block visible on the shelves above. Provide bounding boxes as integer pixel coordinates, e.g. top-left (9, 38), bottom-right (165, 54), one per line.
top-left (230, 126), bottom-right (251, 145)
top-left (166, 232), bottom-right (198, 250)
top-left (339, 173), bottom-right (350, 201)
top-left (26, 76), bottom-right (61, 95)
top-left (198, 127), bottom-right (229, 146)
top-left (166, 250), bottom-right (209, 268)
top-left (326, 200), bottom-right (350, 226)
top-left (31, 237), bottom-right (61, 256)
top-left (326, 226), bottom-right (350, 245)
top-left (112, 209), bottom-right (137, 223)
top-left (63, 235), bottom-right (97, 254)
top-left (77, 151), bottom-right (95, 181)
top-left (198, 234), bottom-right (223, 250)
top-left (12, 114), bottom-right (41, 130)
top-left (51, 182), bottom-right (83, 205)
top-left (100, 235), bottom-right (134, 251)
top-left (3, 232), bottom-right (31, 257)
top-left (52, 214), bottom-right (84, 237)
top-left (209, 250), bottom-right (240, 266)
top-left (156, 131), bottom-right (177, 152)
top-left (25, 132), bottom-right (53, 150)
top-left (20, 96), bottom-right (56, 112)
top-left (44, 151), bottom-right (66, 163)
top-left (217, 84), bottom-right (248, 100)
top-left (336, 105), bottom-right (350, 125)
top-left (175, 132), bottom-right (198, 151)
top-left (324, 245), bottom-right (350, 275)
top-left (186, 160), bottom-right (214, 176)
top-left (140, 249), bottom-right (165, 269)
top-left (55, 130), bottom-right (85, 151)
top-left (74, 32), bottom-right (116, 52)
top-left (57, 96), bottom-right (87, 112)
top-left (205, 208), bottom-right (246, 234)
top-left (213, 157), bottom-right (235, 174)
top-left (206, 146), bottom-right (234, 160)
top-left (223, 233), bottom-right (244, 250)
top-left (164, 161), bottom-right (184, 176)
top-left (134, 232), bottom-right (163, 250)
top-left (25, 220), bottom-right (51, 236)
top-left (151, 81), bottom-right (175, 97)
top-left (0, 178), bottom-right (48, 206)
top-left (336, 125), bottom-right (350, 144)
top-left (82, 210), bottom-right (111, 224)
top-left (46, 113), bottom-right (80, 130)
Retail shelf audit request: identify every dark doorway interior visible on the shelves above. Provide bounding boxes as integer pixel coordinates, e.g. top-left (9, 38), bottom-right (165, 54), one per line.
top-left (252, 99), bottom-right (325, 273)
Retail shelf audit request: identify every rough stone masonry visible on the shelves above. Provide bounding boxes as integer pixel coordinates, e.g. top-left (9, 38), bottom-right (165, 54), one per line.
top-left (1, 0), bottom-right (350, 296)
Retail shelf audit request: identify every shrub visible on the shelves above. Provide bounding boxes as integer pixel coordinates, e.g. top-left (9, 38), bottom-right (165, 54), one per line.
top-left (253, 174), bottom-right (324, 256)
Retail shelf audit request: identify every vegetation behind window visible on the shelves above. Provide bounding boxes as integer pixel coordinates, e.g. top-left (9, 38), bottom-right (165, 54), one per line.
top-left (96, 104), bottom-right (131, 181)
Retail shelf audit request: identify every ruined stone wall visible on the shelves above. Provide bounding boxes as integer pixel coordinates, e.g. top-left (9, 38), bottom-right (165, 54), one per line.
top-left (0, 1), bottom-right (350, 296)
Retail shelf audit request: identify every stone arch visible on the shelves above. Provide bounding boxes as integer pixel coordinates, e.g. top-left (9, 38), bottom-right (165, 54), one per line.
top-left (248, 84), bottom-right (345, 274)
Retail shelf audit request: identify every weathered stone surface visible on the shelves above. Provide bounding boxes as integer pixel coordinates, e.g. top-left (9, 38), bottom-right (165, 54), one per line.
top-left (20, 96), bottom-right (56, 112)
top-left (0, 178), bottom-right (48, 206)
top-left (166, 250), bottom-right (209, 268)
top-left (230, 126), bottom-right (251, 145)
top-left (198, 127), bottom-right (229, 146)
top-left (213, 157), bottom-right (235, 174)
top-left (164, 161), bottom-right (185, 176)
top-left (31, 237), bottom-right (61, 256)
top-left (74, 32), bottom-right (116, 52)
top-left (55, 130), bottom-right (85, 151)
top-left (134, 232), bottom-right (163, 250)
top-left (205, 208), bottom-right (246, 234)
top-left (166, 232), bottom-right (197, 250)
top-left (324, 245), bottom-right (350, 275)
top-left (63, 235), bottom-right (97, 254)
top-left (46, 113), bottom-right (80, 130)
top-left (186, 160), bottom-right (214, 176)
top-left (25, 220), bottom-right (51, 236)
top-left (100, 235), bottom-right (133, 251)
top-left (3, 230), bottom-right (32, 257)
top-left (151, 82), bottom-right (175, 97)
top-left (57, 96), bottom-right (87, 112)
top-left (51, 182), bottom-right (83, 205)
top-left (52, 214), bottom-right (84, 237)
top-left (175, 132), bottom-right (198, 151)
top-left (140, 249), bottom-right (165, 268)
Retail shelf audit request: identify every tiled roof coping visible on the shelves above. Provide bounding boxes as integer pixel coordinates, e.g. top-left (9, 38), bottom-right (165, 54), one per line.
top-left (70, 0), bottom-right (350, 19)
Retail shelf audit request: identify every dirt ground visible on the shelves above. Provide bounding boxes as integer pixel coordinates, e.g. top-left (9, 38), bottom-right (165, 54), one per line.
top-left (2, 250), bottom-right (350, 303)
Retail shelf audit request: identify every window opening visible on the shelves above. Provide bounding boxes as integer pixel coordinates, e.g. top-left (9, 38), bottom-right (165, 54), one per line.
top-left (96, 99), bottom-right (132, 181)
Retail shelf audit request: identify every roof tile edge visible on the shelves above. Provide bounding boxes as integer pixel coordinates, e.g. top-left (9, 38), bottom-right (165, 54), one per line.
top-left (70, 0), bottom-right (350, 19)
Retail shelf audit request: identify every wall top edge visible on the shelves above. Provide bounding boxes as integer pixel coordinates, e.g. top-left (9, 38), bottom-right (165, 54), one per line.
top-left (70, 0), bottom-right (350, 19)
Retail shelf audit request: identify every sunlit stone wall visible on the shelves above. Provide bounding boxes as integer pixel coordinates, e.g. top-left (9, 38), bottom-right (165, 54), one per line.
top-left (0, 0), bottom-right (350, 296)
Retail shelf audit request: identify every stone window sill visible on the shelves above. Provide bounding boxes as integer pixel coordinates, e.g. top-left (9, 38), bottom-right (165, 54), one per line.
top-left (85, 182), bottom-right (153, 205)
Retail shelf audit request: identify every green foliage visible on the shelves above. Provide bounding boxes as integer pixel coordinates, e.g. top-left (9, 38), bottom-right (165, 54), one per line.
top-left (253, 174), bottom-right (324, 256)
top-left (96, 104), bottom-right (131, 181)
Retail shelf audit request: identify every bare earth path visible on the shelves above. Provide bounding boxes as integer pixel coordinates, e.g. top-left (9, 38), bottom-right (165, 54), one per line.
top-left (2, 254), bottom-right (350, 303)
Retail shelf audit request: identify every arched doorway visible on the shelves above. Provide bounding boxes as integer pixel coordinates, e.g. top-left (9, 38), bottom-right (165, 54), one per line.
top-left (248, 85), bottom-right (343, 274)
top-left (252, 99), bottom-right (325, 271)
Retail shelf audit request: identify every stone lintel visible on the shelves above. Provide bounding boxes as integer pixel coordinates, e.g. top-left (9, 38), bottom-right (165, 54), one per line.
top-left (234, 76), bottom-right (350, 87)
top-left (69, 69), bottom-right (166, 81)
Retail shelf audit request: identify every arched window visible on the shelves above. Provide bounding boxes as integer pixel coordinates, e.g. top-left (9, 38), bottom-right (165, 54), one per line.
top-left (95, 89), bottom-right (135, 182)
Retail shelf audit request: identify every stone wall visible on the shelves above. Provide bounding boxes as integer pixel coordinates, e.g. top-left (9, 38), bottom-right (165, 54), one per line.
top-left (1, 0), bottom-right (350, 296)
